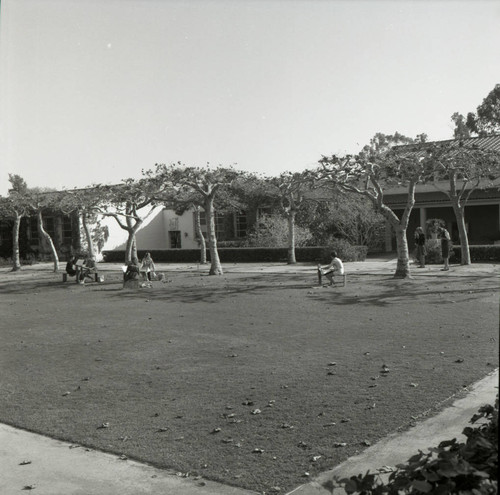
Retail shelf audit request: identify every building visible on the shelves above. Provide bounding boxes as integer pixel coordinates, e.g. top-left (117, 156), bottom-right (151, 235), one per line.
top-left (383, 135), bottom-right (500, 251)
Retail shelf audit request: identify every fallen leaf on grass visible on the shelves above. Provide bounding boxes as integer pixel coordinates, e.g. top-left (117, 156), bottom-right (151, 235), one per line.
top-left (221, 438), bottom-right (234, 444)
top-left (280, 423), bottom-right (294, 429)
top-left (62, 391), bottom-right (71, 396)
top-left (311, 455), bottom-right (322, 462)
top-left (410, 383), bottom-right (419, 388)
top-left (322, 423), bottom-right (336, 427)
top-left (19, 460), bottom-right (32, 466)
top-left (157, 427), bottom-right (169, 432)
top-left (252, 448), bottom-right (264, 454)
top-left (242, 400), bottom-right (254, 406)
top-left (455, 358), bottom-right (465, 363)
top-left (251, 409), bottom-right (261, 415)
top-left (327, 362), bottom-right (337, 366)
top-left (210, 428), bottom-right (221, 434)
top-left (327, 371), bottom-right (336, 376)
top-left (97, 422), bottom-right (110, 429)
top-left (22, 485), bottom-right (36, 490)
top-left (118, 454), bottom-right (128, 460)
top-left (361, 440), bottom-right (371, 446)
top-left (334, 442), bottom-right (347, 447)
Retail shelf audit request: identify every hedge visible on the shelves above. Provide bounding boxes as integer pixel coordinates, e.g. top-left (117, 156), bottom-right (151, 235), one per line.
top-left (422, 245), bottom-right (500, 264)
top-left (102, 245), bottom-right (369, 264)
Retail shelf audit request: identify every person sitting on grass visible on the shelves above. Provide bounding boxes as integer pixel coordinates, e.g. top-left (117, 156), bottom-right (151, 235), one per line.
top-left (124, 257), bottom-right (141, 282)
top-left (140, 252), bottom-right (156, 281)
top-left (317, 251), bottom-right (344, 286)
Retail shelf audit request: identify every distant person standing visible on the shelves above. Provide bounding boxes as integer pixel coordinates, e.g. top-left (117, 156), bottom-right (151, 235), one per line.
top-left (414, 227), bottom-right (426, 268)
top-left (439, 227), bottom-right (451, 271)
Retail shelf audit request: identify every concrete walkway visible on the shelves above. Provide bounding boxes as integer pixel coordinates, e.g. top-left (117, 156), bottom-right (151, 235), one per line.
top-left (0, 424), bottom-right (258, 495)
top-left (287, 369), bottom-right (499, 495)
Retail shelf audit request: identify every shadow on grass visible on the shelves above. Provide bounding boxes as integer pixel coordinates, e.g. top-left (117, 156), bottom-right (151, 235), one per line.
top-left (0, 270), bottom-right (497, 309)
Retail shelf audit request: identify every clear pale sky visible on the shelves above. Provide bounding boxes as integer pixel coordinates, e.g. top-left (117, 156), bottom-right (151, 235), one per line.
top-left (0, 0), bottom-right (499, 195)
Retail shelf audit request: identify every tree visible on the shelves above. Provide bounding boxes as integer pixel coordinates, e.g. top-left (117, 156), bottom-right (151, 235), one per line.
top-left (97, 178), bottom-right (166, 264)
top-left (154, 164), bottom-right (242, 275)
top-left (424, 139), bottom-right (500, 265)
top-left (3, 175), bottom-right (30, 271)
top-left (454, 84), bottom-right (500, 137)
top-left (58, 187), bottom-right (107, 258)
top-left (317, 133), bottom-right (428, 279)
top-left (270, 171), bottom-right (313, 264)
top-left (451, 112), bottom-right (471, 139)
top-left (26, 188), bottom-right (63, 272)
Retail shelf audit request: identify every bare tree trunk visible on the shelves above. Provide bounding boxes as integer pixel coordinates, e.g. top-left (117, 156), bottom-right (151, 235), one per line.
top-left (11, 213), bottom-right (22, 271)
top-left (81, 211), bottom-right (96, 259)
top-left (205, 197), bottom-right (223, 275)
top-left (287, 211), bottom-right (297, 264)
top-left (194, 206), bottom-right (207, 264)
top-left (132, 235), bottom-right (138, 261)
top-left (125, 232), bottom-right (135, 264)
top-left (394, 225), bottom-right (411, 278)
top-left (37, 210), bottom-right (59, 272)
top-left (451, 199), bottom-right (470, 265)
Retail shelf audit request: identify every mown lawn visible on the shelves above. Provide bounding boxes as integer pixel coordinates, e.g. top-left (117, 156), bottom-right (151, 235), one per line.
top-left (0, 263), bottom-right (498, 493)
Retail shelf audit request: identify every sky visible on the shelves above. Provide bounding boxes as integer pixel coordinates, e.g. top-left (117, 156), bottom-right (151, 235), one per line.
top-left (0, 0), bottom-right (499, 196)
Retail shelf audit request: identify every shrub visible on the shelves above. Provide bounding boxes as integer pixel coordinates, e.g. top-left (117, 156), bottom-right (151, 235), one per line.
top-left (323, 396), bottom-right (498, 494)
top-left (102, 245), bottom-right (368, 264)
top-left (243, 213), bottom-right (313, 248)
top-left (320, 239), bottom-right (369, 263)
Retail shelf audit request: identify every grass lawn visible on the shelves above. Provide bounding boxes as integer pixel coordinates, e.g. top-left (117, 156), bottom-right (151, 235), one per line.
top-left (0, 261), bottom-right (498, 494)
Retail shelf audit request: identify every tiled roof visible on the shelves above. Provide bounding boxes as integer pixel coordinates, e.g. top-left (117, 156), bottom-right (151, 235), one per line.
top-left (393, 134), bottom-right (500, 157)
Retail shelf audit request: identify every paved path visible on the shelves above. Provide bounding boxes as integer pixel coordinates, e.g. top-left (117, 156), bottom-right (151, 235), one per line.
top-left (287, 369), bottom-right (499, 495)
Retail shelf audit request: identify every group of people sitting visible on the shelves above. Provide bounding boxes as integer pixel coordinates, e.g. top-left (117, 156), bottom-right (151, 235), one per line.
top-left (65, 254), bottom-right (98, 283)
top-left (123, 252), bottom-right (157, 286)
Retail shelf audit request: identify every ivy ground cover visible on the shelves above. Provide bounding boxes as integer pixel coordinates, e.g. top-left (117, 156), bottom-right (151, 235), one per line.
top-left (0, 262), bottom-right (498, 493)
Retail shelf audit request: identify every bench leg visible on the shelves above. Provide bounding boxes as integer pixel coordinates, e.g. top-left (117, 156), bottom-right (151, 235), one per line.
top-left (62, 273), bottom-right (68, 282)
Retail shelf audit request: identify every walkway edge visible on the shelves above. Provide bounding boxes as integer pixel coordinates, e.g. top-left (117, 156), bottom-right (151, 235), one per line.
top-left (287, 369), bottom-right (499, 495)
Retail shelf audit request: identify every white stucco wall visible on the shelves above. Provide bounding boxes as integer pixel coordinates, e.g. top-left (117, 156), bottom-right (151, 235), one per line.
top-left (99, 207), bottom-right (200, 253)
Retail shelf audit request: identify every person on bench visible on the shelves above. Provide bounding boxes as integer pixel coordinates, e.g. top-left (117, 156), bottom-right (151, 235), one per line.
top-left (77, 255), bottom-right (98, 283)
top-left (65, 256), bottom-right (78, 277)
top-left (317, 251), bottom-right (344, 286)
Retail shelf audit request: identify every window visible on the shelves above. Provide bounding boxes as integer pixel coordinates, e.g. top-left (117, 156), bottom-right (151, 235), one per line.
top-left (62, 215), bottom-right (73, 242)
top-left (235, 211), bottom-right (247, 238)
top-left (169, 231), bottom-right (182, 249)
top-left (29, 217), bottom-right (39, 241)
top-left (44, 216), bottom-right (56, 239)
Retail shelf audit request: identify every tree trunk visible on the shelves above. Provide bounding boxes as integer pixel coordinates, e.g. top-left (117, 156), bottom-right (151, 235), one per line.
top-left (194, 206), bottom-right (207, 264)
top-left (451, 199), bottom-right (470, 265)
top-left (287, 211), bottom-right (297, 264)
top-left (81, 211), bottom-right (96, 259)
top-left (393, 225), bottom-right (411, 279)
top-left (11, 212), bottom-right (22, 271)
top-left (125, 232), bottom-right (135, 264)
top-left (205, 197), bottom-right (223, 275)
top-left (37, 210), bottom-right (59, 272)
top-left (131, 235), bottom-right (138, 262)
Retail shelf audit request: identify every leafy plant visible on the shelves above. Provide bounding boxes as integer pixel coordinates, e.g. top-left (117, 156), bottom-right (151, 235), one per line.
top-left (323, 396), bottom-right (498, 494)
